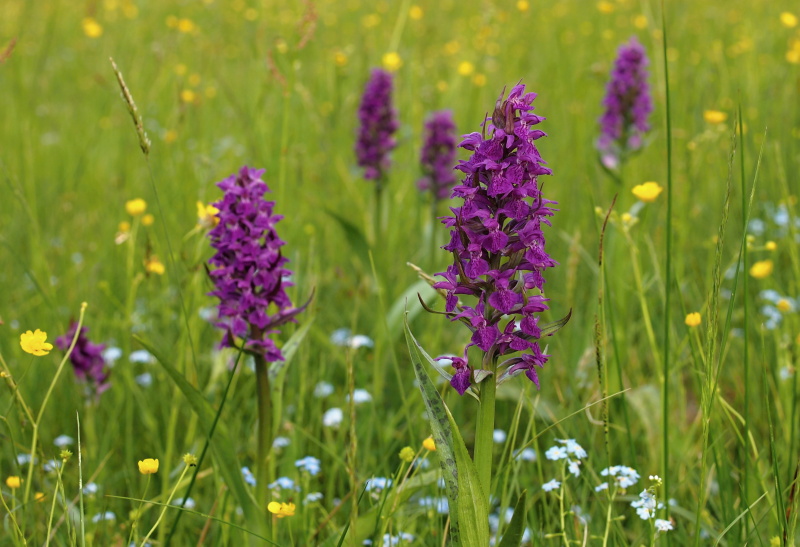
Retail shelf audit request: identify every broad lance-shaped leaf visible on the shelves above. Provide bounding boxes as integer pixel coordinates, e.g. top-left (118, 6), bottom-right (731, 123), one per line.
top-left (404, 313), bottom-right (490, 546)
top-left (135, 337), bottom-right (260, 526)
top-left (497, 490), bottom-right (527, 547)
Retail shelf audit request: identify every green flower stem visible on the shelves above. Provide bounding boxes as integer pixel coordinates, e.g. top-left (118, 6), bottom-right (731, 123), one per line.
top-left (254, 354), bottom-right (273, 506)
top-left (139, 464), bottom-right (191, 547)
top-left (474, 370), bottom-right (497, 505)
top-left (23, 302), bottom-right (87, 505)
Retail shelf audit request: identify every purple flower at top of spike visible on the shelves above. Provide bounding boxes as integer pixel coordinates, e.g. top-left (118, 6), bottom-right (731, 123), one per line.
top-left (207, 166), bottom-right (307, 362)
top-left (597, 37), bottom-right (653, 171)
top-left (55, 323), bottom-right (110, 395)
top-left (355, 68), bottom-right (399, 184)
top-left (417, 110), bottom-right (458, 201)
top-left (431, 83), bottom-right (566, 395)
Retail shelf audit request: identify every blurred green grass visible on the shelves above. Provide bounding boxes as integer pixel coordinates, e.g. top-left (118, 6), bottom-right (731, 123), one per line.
top-left (1, 0), bottom-right (800, 544)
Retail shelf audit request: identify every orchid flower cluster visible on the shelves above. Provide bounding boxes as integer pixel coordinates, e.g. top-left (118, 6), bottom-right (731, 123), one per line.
top-left (431, 83), bottom-right (564, 395)
top-left (596, 36), bottom-right (653, 172)
top-left (55, 322), bottom-right (111, 395)
top-left (355, 68), bottom-right (399, 187)
top-left (207, 166), bottom-right (307, 361)
top-left (417, 110), bottom-right (458, 201)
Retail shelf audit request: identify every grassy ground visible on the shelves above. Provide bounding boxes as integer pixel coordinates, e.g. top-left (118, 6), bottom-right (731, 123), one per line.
top-left (2, 0), bottom-right (800, 545)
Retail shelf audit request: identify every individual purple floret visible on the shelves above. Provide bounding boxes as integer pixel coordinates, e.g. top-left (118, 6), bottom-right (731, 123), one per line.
top-left (55, 323), bottom-right (110, 394)
top-left (432, 84), bottom-right (566, 395)
top-left (417, 110), bottom-right (458, 201)
top-left (597, 37), bottom-right (653, 171)
top-left (207, 166), bottom-right (307, 362)
top-left (355, 68), bottom-right (399, 185)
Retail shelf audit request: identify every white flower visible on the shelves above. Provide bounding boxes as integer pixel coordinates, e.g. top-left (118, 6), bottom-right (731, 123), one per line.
top-left (314, 381), bottom-right (334, 398)
top-left (304, 492), bottom-right (323, 504)
top-left (241, 466), bottom-right (256, 486)
top-left (568, 459), bottom-right (581, 477)
top-left (631, 490), bottom-right (657, 520)
top-left (272, 436), bottom-right (291, 448)
top-left (102, 346), bottom-right (123, 364)
top-left (417, 496), bottom-right (449, 514)
top-left (349, 334), bottom-right (374, 349)
top-left (323, 407), bottom-right (344, 428)
top-left (83, 482), bottom-right (99, 495)
top-left (514, 448), bottom-right (537, 462)
top-left (595, 482), bottom-right (609, 492)
top-left (129, 349), bottom-right (154, 363)
top-left (542, 479), bottom-right (561, 492)
top-left (172, 497), bottom-right (196, 510)
top-left (267, 477), bottom-right (299, 491)
top-left (346, 389), bottom-right (373, 404)
top-left (91, 511), bottom-right (116, 523)
top-left (492, 429), bottom-right (507, 444)
top-left (545, 446), bottom-right (568, 460)
top-left (557, 439), bottom-right (587, 459)
top-left (135, 372), bottom-right (153, 387)
top-left (54, 435), bottom-right (74, 448)
top-left (655, 519), bottom-right (674, 532)
top-left (366, 477), bottom-right (393, 492)
top-left (601, 465), bottom-right (640, 488)
top-left (295, 456), bottom-right (321, 476)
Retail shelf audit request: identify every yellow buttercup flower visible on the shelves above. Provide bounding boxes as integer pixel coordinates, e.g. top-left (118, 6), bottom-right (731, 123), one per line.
top-left (399, 446), bottom-right (415, 462)
top-left (6, 476), bottom-right (21, 489)
top-left (138, 458), bottom-right (159, 474)
top-left (177, 18), bottom-right (196, 33)
top-left (423, 436), bottom-right (436, 451)
top-left (703, 110), bottom-right (727, 124)
top-left (516, 1), bottom-right (529, 12)
top-left (382, 52), bottom-right (402, 72)
top-left (181, 89), bottom-right (196, 103)
top-left (685, 312), bottom-right (701, 327)
top-left (780, 12), bottom-right (798, 28)
top-left (334, 51), bottom-right (348, 67)
top-left (631, 182), bottom-right (663, 203)
top-left (765, 241), bottom-right (777, 251)
top-left (409, 5), bottom-right (423, 19)
top-left (268, 501), bottom-right (296, 518)
top-left (197, 201), bottom-right (220, 229)
top-left (142, 213), bottom-right (155, 227)
top-left (34, 492), bottom-right (46, 502)
top-left (20, 329), bottom-right (54, 356)
top-left (597, 1), bottom-right (614, 14)
top-left (458, 61), bottom-right (474, 76)
top-left (777, 299), bottom-right (792, 313)
top-left (82, 17), bottom-right (103, 38)
top-left (126, 198), bottom-right (147, 216)
top-left (749, 259), bottom-right (773, 279)
top-left (145, 257), bottom-right (165, 275)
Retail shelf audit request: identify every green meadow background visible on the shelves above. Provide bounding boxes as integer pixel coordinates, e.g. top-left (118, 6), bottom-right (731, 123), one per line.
top-left (2, 0), bottom-right (800, 544)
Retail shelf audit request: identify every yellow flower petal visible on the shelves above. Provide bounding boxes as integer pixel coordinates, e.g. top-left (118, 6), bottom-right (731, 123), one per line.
top-left (422, 436), bottom-right (436, 451)
top-left (268, 501), bottom-right (296, 518)
top-left (749, 259), bottom-right (773, 279)
top-left (6, 476), bottom-right (21, 489)
top-left (20, 329), bottom-right (53, 356)
top-left (703, 110), bottom-right (727, 124)
top-left (138, 458), bottom-right (159, 474)
top-left (631, 182), bottom-right (663, 203)
top-left (685, 312), bottom-right (702, 327)
top-left (126, 198), bottom-right (147, 216)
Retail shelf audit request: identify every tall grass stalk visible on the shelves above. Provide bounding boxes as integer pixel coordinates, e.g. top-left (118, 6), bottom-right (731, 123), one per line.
top-left (23, 302), bottom-right (86, 505)
top-left (659, 1), bottom-right (674, 521)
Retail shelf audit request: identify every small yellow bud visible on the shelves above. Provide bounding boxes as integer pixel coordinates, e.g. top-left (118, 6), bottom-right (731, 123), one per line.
top-left (765, 241), bottom-right (777, 251)
top-left (703, 110), bottom-right (728, 124)
top-left (399, 446), bottom-right (415, 462)
top-left (749, 259), bottom-right (773, 279)
top-left (685, 312), bottom-right (701, 327)
top-left (423, 436), bottom-right (436, 451)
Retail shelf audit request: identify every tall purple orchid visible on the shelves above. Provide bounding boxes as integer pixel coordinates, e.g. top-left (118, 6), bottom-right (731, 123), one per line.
top-left (597, 37), bottom-right (653, 172)
top-left (207, 165), bottom-right (310, 504)
top-left (432, 83), bottom-right (564, 396)
top-left (55, 322), bottom-right (110, 396)
top-left (207, 166), bottom-right (306, 362)
top-left (355, 68), bottom-right (399, 189)
top-left (417, 110), bottom-right (458, 202)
